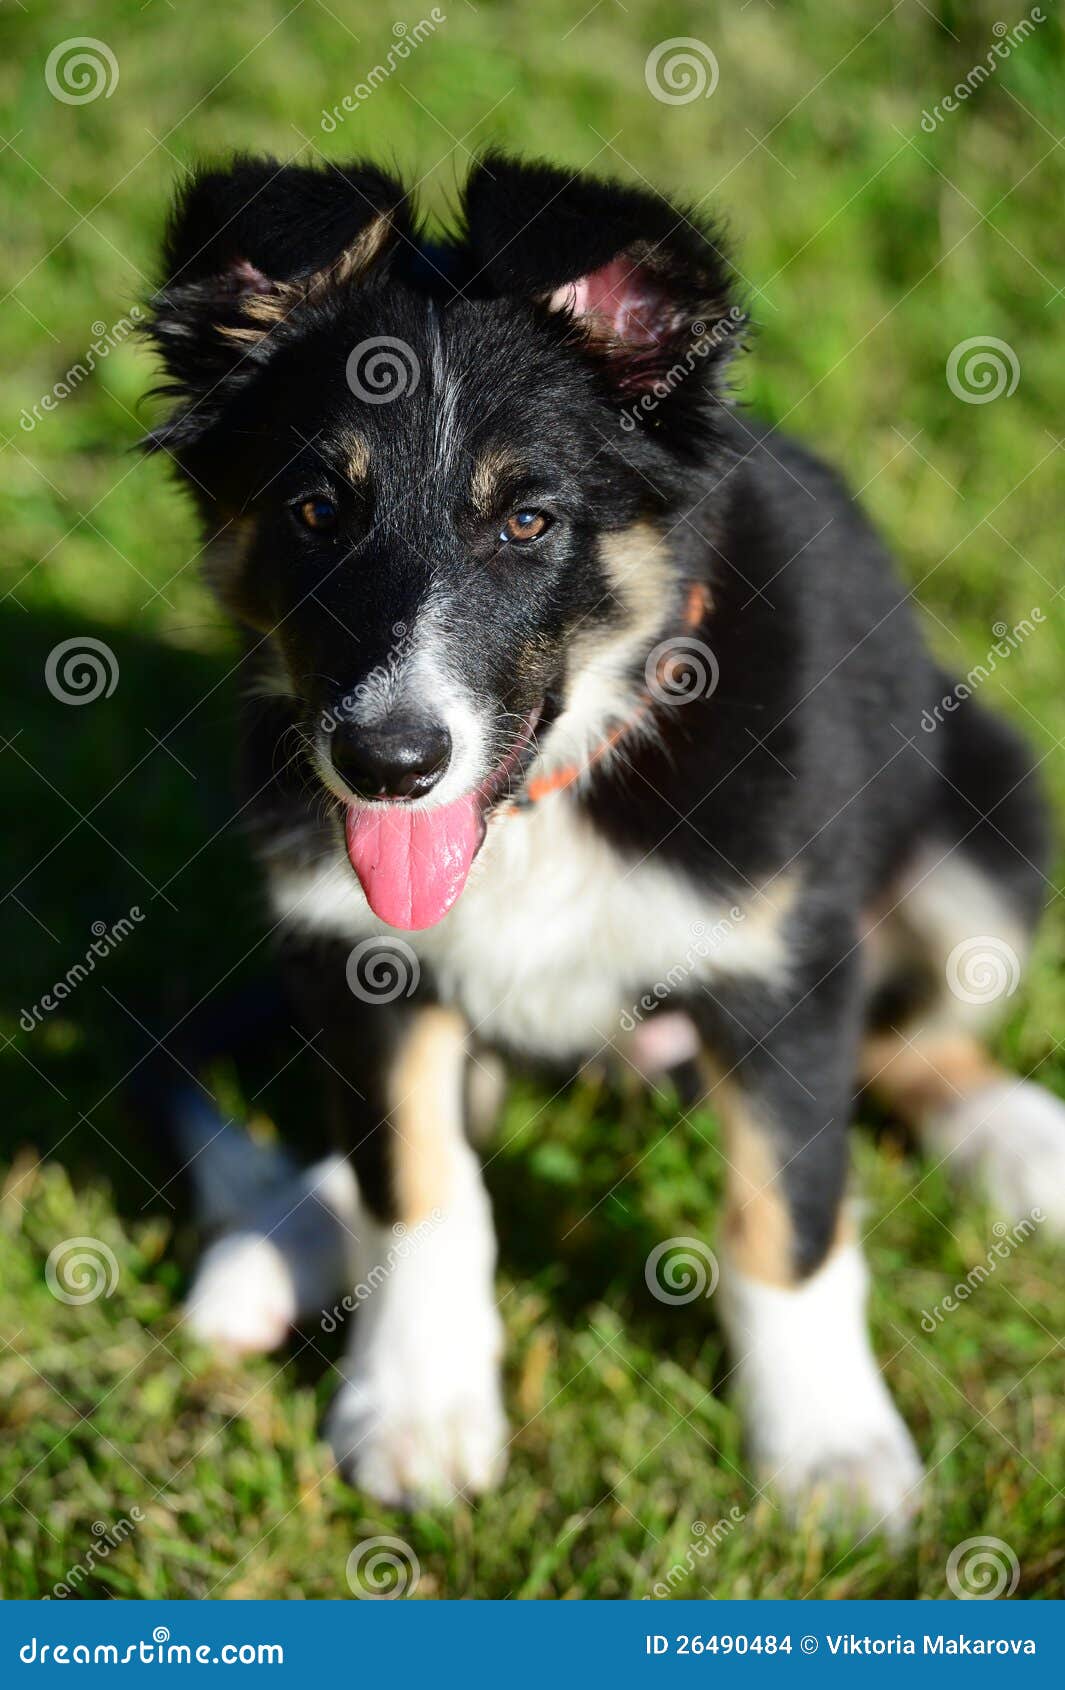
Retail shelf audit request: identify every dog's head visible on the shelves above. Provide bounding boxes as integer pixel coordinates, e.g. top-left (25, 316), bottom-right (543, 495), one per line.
top-left (146, 152), bottom-right (744, 928)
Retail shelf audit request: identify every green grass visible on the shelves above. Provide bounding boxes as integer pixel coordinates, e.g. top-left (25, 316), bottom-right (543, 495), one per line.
top-left (1, 0), bottom-right (1064, 1600)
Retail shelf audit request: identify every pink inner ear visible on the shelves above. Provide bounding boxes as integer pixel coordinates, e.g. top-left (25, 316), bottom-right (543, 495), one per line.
top-left (549, 256), bottom-right (671, 345)
top-left (228, 258), bottom-right (277, 296)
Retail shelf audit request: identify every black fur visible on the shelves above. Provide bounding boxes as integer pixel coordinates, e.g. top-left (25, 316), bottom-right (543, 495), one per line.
top-left (145, 150), bottom-right (1050, 1288)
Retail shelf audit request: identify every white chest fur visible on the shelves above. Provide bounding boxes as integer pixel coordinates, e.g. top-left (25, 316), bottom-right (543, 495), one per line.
top-left (268, 799), bottom-right (790, 1062)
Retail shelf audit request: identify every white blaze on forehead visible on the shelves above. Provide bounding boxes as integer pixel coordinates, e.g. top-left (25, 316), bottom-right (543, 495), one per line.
top-left (318, 314), bottom-right (486, 799)
top-left (397, 604), bottom-right (491, 804)
top-left (343, 640), bottom-right (407, 724)
top-left (315, 585), bottom-right (492, 811)
top-left (429, 313), bottom-right (463, 478)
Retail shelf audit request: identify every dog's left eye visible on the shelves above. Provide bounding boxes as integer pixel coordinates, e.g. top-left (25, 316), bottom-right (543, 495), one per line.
top-left (500, 509), bottom-right (552, 545)
top-left (292, 496), bottom-right (338, 534)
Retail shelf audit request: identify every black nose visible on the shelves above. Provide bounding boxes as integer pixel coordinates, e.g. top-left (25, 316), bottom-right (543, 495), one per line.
top-left (330, 717), bottom-right (452, 801)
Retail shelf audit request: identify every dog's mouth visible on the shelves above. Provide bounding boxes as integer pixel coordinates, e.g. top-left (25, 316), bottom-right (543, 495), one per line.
top-left (343, 698), bottom-right (550, 932)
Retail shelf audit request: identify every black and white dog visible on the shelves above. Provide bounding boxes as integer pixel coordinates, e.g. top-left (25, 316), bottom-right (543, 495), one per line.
top-left (144, 152), bottom-right (1062, 1533)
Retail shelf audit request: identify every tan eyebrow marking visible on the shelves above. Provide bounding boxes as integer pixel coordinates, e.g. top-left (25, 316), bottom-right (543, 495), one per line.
top-left (469, 449), bottom-right (522, 516)
top-left (346, 438), bottom-right (370, 483)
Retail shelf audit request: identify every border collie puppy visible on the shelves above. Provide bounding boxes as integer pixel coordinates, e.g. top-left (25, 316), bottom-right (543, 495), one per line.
top-left (144, 152), bottom-right (1060, 1534)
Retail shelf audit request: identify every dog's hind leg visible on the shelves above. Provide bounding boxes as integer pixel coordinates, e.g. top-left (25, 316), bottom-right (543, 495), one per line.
top-left (125, 979), bottom-right (358, 1353)
top-left (177, 1090), bottom-right (358, 1355)
top-left (862, 701), bottom-right (1063, 1230)
top-left (862, 846), bottom-right (1065, 1231)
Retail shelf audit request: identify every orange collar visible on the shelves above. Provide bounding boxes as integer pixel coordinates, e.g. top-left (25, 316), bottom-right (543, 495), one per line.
top-left (513, 580), bottom-right (712, 809)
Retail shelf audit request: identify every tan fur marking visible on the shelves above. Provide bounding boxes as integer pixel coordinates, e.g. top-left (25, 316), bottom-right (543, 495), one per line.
top-left (704, 1056), bottom-right (851, 1286)
top-left (862, 1032), bottom-right (1003, 1126)
top-left (469, 450), bottom-right (521, 516)
top-left (201, 516), bottom-right (278, 632)
top-left (710, 1073), bottom-right (797, 1285)
top-left (528, 521), bottom-right (718, 797)
top-left (388, 1006), bottom-right (469, 1223)
top-left (218, 212), bottom-right (397, 347)
top-left (216, 321), bottom-right (274, 345)
top-left (346, 438), bottom-right (370, 483)
top-left (325, 212), bottom-right (395, 290)
top-left (695, 873), bottom-right (827, 1286)
top-left (550, 522), bottom-right (677, 739)
top-left (598, 521), bottom-right (680, 633)
top-left (215, 287), bottom-right (292, 343)
top-left (732, 872), bottom-right (800, 987)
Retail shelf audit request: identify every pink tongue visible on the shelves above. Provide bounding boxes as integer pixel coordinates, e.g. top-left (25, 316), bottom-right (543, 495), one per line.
top-left (344, 796), bottom-right (485, 930)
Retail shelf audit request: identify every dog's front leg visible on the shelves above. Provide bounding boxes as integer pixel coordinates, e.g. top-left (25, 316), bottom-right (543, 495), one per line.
top-left (288, 946), bottom-right (506, 1507)
top-left (693, 942), bottom-right (923, 1536)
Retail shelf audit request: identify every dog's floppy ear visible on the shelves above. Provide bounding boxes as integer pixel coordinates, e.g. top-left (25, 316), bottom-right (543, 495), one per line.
top-left (144, 155), bottom-right (411, 447)
top-left (462, 153), bottom-right (744, 407)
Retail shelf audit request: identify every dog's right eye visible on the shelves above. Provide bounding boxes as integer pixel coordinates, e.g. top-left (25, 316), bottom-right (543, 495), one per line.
top-left (291, 496), bottom-right (338, 534)
top-left (500, 509), bottom-right (552, 545)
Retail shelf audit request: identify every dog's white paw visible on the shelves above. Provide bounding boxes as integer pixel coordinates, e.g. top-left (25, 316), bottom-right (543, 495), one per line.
top-left (185, 1233), bottom-right (297, 1355)
top-left (754, 1397), bottom-right (923, 1537)
top-left (929, 1080), bottom-right (1065, 1233)
top-left (326, 1179), bottom-right (507, 1507)
top-left (720, 1242), bottom-right (923, 1539)
top-left (326, 1347), bottom-right (508, 1508)
top-left (185, 1154), bottom-right (357, 1355)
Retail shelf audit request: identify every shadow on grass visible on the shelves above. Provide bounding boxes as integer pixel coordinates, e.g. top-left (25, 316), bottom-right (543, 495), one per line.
top-left (1, 603), bottom-right (262, 1216)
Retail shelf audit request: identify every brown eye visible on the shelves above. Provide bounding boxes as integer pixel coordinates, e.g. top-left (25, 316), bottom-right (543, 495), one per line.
top-left (501, 509), bottom-right (551, 544)
top-left (294, 496), bottom-right (338, 533)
